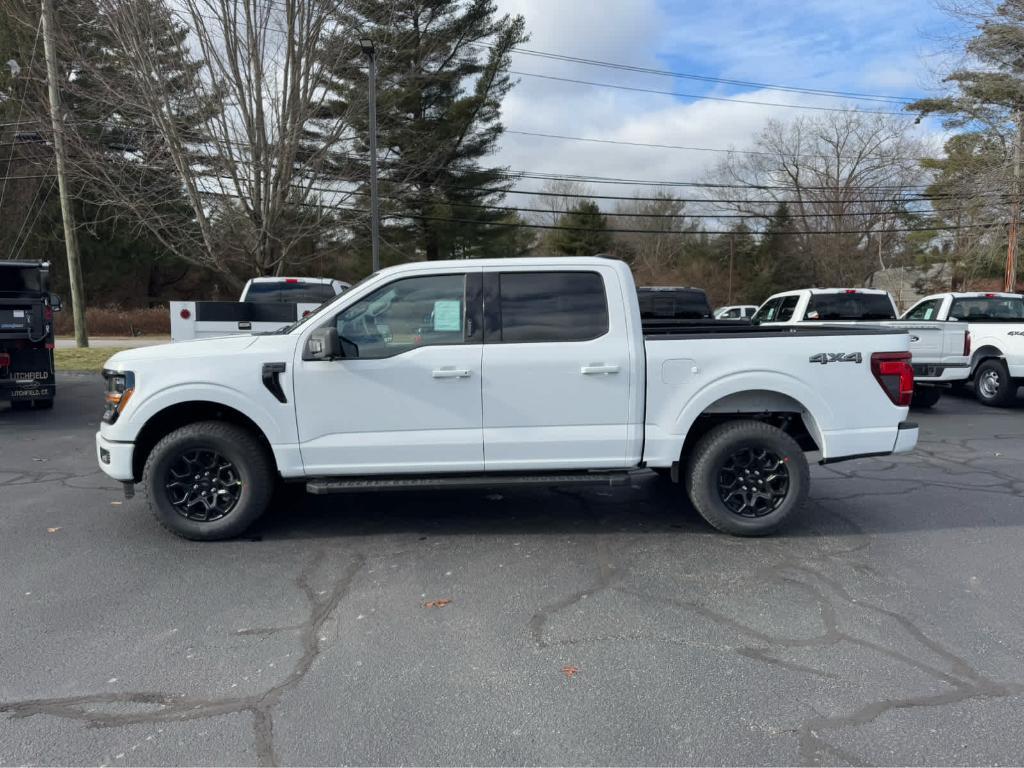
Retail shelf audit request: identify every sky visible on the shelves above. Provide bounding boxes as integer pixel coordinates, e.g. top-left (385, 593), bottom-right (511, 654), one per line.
top-left (491, 0), bottom-right (963, 203)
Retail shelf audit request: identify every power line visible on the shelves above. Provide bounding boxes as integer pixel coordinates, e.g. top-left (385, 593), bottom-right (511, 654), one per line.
top-left (508, 70), bottom-right (914, 117)
top-left (489, 44), bottom-right (918, 105)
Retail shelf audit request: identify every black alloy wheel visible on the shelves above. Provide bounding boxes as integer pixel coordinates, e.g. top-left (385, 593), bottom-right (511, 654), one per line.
top-left (165, 448), bottom-right (243, 522)
top-left (716, 446), bottom-right (790, 518)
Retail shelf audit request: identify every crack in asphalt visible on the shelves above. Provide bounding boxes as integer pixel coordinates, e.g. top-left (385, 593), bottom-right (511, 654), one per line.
top-left (0, 550), bottom-right (366, 767)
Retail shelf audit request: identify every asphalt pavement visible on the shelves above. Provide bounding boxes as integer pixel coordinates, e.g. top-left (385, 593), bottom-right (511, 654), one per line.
top-left (2, 374), bottom-right (1023, 766)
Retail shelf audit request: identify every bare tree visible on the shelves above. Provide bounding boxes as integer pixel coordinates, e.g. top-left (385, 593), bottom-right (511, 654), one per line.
top-left (706, 110), bottom-right (933, 286)
top-left (609, 190), bottom-right (701, 283)
top-left (68, 0), bottom-right (368, 281)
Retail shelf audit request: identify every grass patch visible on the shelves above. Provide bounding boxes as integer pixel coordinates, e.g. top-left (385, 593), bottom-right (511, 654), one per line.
top-left (55, 347), bottom-right (129, 372)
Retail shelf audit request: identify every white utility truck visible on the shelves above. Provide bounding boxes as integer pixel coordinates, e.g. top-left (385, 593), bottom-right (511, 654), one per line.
top-left (170, 277), bottom-right (349, 342)
top-left (901, 292), bottom-right (1024, 406)
top-left (98, 258), bottom-right (918, 540)
top-left (755, 288), bottom-right (970, 408)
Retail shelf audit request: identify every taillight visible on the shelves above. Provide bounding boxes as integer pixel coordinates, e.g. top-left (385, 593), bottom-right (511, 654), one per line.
top-left (871, 352), bottom-right (913, 407)
top-left (963, 330), bottom-right (971, 357)
top-left (44, 306), bottom-right (53, 321)
top-left (180, 308), bottom-right (191, 319)
top-left (0, 352), bottom-right (9, 368)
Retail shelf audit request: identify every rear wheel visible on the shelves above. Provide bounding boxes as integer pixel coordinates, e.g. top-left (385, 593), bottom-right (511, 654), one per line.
top-left (684, 420), bottom-right (809, 536)
top-left (142, 421), bottom-right (273, 540)
top-left (910, 387), bottom-right (941, 409)
top-left (974, 359), bottom-right (1016, 407)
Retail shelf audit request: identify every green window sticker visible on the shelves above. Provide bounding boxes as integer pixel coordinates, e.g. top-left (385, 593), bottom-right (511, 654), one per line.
top-left (433, 300), bottom-right (462, 331)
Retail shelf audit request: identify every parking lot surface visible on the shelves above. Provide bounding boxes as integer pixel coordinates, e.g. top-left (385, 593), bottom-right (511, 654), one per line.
top-left (2, 374), bottom-right (1023, 766)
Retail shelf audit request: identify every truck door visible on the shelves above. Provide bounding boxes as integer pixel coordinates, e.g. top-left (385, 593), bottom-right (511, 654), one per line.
top-left (480, 267), bottom-right (633, 471)
top-left (293, 270), bottom-right (484, 475)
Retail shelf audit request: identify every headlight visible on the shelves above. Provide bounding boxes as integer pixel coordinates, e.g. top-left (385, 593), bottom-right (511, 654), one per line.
top-left (102, 369), bottom-right (135, 424)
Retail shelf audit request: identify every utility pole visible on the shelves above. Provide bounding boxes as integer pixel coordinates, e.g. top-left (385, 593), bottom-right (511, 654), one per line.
top-left (727, 233), bottom-right (734, 304)
top-left (1006, 110), bottom-right (1022, 293)
top-left (360, 38), bottom-right (380, 273)
top-left (41, 0), bottom-right (87, 347)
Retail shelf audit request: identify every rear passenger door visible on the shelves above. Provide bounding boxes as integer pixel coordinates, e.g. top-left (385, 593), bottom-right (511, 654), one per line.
top-left (481, 267), bottom-right (632, 471)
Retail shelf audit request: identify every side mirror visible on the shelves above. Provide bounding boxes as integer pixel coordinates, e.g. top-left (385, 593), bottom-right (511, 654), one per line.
top-left (49, 293), bottom-right (63, 312)
top-left (304, 327), bottom-right (341, 361)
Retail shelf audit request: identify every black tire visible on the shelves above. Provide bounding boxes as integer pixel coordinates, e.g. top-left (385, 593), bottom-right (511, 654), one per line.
top-left (142, 420), bottom-right (274, 541)
top-left (684, 420), bottom-right (809, 536)
top-left (910, 387), bottom-right (941, 409)
top-left (973, 358), bottom-right (1016, 407)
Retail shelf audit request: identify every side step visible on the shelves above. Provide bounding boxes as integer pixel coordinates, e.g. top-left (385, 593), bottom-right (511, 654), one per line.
top-left (306, 470), bottom-right (633, 495)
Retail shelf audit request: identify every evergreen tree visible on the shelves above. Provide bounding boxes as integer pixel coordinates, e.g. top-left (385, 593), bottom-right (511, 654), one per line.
top-left (549, 200), bottom-right (612, 256)
top-left (754, 203), bottom-right (802, 298)
top-left (324, 0), bottom-right (527, 261)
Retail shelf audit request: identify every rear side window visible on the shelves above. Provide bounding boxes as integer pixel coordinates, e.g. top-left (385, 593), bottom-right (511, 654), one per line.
top-left (637, 288), bottom-right (712, 319)
top-left (246, 282), bottom-right (338, 303)
top-left (806, 293), bottom-right (895, 321)
top-left (497, 272), bottom-right (608, 343)
top-left (949, 296), bottom-right (1024, 321)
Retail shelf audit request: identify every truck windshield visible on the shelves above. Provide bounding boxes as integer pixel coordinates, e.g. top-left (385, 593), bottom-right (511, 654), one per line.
top-left (806, 293), bottom-right (895, 321)
top-left (637, 288), bottom-right (712, 319)
top-left (949, 296), bottom-right (1024, 322)
top-left (245, 282), bottom-right (337, 303)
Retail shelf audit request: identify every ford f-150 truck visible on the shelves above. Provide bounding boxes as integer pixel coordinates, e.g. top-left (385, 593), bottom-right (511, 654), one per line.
top-left (97, 257), bottom-right (918, 541)
top-left (170, 277), bottom-right (350, 342)
top-left (755, 288), bottom-right (970, 408)
top-left (900, 292), bottom-right (1024, 406)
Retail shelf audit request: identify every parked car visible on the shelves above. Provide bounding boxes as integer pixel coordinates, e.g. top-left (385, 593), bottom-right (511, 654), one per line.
top-left (98, 257), bottom-right (918, 541)
top-left (901, 292), bottom-right (1024, 406)
top-left (0, 260), bottom-right (61, 410)
top-left (714, 304), bottom-right (758, 320)
top-left (170, 277), bottom-right (350, 342)
top-left (755, 288), bottom-right (970, 408)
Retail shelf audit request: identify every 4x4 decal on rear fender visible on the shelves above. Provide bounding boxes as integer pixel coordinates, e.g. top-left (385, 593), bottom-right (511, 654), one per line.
top-left (809, 352), bottom-right (863, 365)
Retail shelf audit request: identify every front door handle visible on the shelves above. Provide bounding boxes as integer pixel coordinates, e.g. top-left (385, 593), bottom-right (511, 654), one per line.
top-left (432, 367), bottom-right (472, 379)
top-left (580, 364), bottom-right (620, 375)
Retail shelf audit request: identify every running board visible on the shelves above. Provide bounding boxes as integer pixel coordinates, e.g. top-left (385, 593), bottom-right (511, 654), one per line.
top-left (306, 470), bottom-right (633, 495)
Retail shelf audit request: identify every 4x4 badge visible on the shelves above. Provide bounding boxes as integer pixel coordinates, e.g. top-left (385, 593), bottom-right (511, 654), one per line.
top-left (809, 352), bottom-right (863, 365)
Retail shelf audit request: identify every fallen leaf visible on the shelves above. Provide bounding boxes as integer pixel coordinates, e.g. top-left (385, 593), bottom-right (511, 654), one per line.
top-left (423, 598), bottom-right (451, 609)
top-left (47, 527), bottom-right (61, 533)
top-left (562, 665), bottom-right (579, 679)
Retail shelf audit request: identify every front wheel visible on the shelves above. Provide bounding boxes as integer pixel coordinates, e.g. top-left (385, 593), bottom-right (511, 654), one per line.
top-left (684, 420), bottom-right (809, 536)
top-left (974, 359), bottom-right (1016, 407)
top-left (142, 421), bottom-right (274, 540)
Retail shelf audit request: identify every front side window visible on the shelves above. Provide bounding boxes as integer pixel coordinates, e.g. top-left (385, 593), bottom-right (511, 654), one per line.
top-left (335, 274), bottom-right (466, 359)
top-left (754, 298), bottom-right (783, 323)
top-left (905, 299), bottom-right (941, 321)
top-left (497, 271), bottom-right (608, 343)
top-left (724, 308), bottom-right (741, 318)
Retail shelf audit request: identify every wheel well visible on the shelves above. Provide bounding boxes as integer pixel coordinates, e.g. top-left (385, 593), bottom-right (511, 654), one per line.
top-left (131, 401), bottom-right (276, 482)
top-left (674, 391), bottom-right (821, 478)
top-left (970, 346), bottom-right (1004, 375)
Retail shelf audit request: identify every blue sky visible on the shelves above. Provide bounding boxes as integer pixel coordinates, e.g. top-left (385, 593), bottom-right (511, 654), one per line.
top-left (492, 0), bottom-right (962, 196)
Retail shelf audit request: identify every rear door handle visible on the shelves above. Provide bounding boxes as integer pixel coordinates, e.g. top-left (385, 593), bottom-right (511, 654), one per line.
top-left (580, 364), bottom-right (620, 375)
top-left (432, 367), bottom-right (472, 379)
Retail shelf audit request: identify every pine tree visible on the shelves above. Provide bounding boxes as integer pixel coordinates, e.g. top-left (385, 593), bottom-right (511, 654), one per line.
top-left (324, 0), bottom-right (527, 261)
top-left (549, 200), bottom-right (612, 256)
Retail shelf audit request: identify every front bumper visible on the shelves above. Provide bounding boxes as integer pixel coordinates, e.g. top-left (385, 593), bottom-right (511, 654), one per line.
top-left (96, 431), bottom-right (135, 481)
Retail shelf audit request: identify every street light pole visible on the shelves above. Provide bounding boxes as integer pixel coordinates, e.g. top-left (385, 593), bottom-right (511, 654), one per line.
top-left (360, 39), bottom-right (380, 273)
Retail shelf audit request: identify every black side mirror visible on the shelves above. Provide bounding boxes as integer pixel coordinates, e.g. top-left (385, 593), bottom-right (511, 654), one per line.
top-left (49, 293), bottom-right (63, 312)
top-left (304, 327), bottom-right (341, 360)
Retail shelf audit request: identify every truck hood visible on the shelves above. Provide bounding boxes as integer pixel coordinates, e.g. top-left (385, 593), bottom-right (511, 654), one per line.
top-left (103, 335), bottom-right (261, 371)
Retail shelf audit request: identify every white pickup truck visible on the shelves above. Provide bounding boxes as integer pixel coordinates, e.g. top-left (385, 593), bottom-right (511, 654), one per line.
top-left (97, 257), bottom-right (918, 541)
top-left (170, 277), bottom-right (349, 342)
top-left (755, 288), bottom-right (970, 408)
top-left (901, 292), bottom-right (1024, 406)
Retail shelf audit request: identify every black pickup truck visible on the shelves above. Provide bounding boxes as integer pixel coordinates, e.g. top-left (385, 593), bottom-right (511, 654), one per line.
top-left (0, 260), bottom-right (61, 410)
